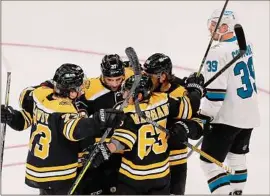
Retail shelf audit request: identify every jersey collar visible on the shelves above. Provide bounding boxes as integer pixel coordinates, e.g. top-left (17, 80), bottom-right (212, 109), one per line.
top-left (223, 36), bottom-right (237, 42)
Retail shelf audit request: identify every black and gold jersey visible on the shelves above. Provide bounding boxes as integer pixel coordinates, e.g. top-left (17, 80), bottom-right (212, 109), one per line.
top-left (156, 82), bottom-right (203, 167)
top-left (80, 67), bottom-right (134, 115)
top-left (10, 86), bottom-right (103, 189)
top-left (110, 92), bottom-right (191, 189)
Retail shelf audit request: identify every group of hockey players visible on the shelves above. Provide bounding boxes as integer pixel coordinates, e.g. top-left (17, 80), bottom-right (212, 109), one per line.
top-left (0, 8), bottom-right (260, 195)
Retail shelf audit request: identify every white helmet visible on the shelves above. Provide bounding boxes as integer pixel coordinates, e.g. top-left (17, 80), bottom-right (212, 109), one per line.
top-left (207, 9), bottom-right (238, 38)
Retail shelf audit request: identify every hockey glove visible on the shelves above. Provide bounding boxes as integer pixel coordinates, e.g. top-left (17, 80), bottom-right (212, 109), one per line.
top-left (73, 96), bottom-right (89, 117)
top-left (94, 109), bottom-right (125, 129)
top-left (197, 113), bottom-right (213, 135)
top-left (83, 143), bottom-right (112, 168)
top-left (1, 105), bottom-right (15, 124)
top-left (170, 121), bottom-right (189, 143)
top-left (185, 72), bottom-right (206, 97)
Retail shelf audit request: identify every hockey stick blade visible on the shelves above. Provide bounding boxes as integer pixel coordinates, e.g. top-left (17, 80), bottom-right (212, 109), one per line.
top-left (125, 47), bottom-right (141, 75)
top-left (234, 24), bottom-right (247, 52)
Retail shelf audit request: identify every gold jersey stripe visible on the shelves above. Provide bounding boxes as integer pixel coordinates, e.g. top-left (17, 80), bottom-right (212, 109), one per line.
top-left (26, 163), bottom-right (78, 172)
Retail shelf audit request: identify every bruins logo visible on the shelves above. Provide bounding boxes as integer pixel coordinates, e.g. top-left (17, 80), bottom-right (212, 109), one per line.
top-left (84, 80), bottom-right (90, 89)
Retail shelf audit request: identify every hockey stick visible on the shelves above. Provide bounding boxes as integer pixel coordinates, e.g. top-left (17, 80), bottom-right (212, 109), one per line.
top-left (187, 137), bottom-right (203, 158)
top-left (68, 47), bottom-right (141, 195)
top-left (0, 71), bottom-right (11, 194)
top-left (187, 24), bottom-right (247, 158)
top-left (196, 0), bottom-right (229, 77)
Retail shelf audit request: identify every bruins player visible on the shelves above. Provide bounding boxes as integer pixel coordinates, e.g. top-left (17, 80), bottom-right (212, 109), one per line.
top-left (0, 63), bottom-right (124, 195)
top-left (75, 54), bottom-right (135, 195)
top-left (85, 74), bottom-right (203, 194)
top-left (142, 53), bottom-right (212, 195)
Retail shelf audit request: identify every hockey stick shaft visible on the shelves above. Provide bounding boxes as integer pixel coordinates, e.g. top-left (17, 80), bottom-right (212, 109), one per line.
top-left (0, 72), bottom-right (12, 194)
top-left (187, 137), bottom-right (203, 158)
top-left (197, 0), bottom-right (229, 76)
top-left (68, 47), bottom-right (141, 195)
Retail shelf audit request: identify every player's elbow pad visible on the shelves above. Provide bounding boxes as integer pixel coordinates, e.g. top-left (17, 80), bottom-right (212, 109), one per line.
top-left (187, 91), bottom-right (201, 114)
top-left (73, 118), bottom-right (102, 140)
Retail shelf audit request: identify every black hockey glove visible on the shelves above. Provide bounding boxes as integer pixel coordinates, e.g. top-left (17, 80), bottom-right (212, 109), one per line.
top-left (73, 96), bottom-right (89, 117)
top-left (81, 143), bottom-right (112, 168)
top-left (197, 113), bottom-right (213, 135)
top-left (1, 105), bottom-right (15, 124)
top-left (185, 72), bottom-right (206, 97)
top-left (170, 121), bottom-right (189, 143)
top-left (93, 109), bottom-right (125, 129)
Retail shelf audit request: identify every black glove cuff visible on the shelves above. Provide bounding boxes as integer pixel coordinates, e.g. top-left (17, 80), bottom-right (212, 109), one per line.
top-left (186, 83), bottom-right (204, 97)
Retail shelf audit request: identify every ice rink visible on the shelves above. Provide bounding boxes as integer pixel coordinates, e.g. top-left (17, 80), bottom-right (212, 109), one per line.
top-left (1, 1), bottom-right (269, 194)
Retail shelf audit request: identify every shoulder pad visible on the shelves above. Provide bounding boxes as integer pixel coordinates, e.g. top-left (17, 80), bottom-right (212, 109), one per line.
top-left (84, 77), bottom-right (109, 100)
top-left (19, 86), bottom-right (36, 109)
top-left (124, 67), bottom-right (134, 80)
top-left (169, 85), bottom-right (187, 98)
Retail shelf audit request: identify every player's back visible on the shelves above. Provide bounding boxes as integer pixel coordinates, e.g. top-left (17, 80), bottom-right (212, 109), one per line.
top-left (202, 37), bottom-right (260, 128)
top-left (24, 86), bottom-right (80, 189)
top-left (113, 92), bottom-right (174, 191)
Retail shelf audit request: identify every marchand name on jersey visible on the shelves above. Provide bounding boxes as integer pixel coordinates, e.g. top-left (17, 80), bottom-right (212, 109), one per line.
top-left (130, 103), bottom-right (169, 124)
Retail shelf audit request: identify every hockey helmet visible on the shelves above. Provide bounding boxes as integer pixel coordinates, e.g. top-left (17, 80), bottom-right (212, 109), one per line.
top-left (207, 9), bottom-right (238, 34)
top-left (142, 53), bottom-right (172, 75)
top-left (53, 63), bottom-right (85, 97)
top-left (101, 54), bottom-right (125, 77)
top-left (121, 75), bottom-right (153, 100)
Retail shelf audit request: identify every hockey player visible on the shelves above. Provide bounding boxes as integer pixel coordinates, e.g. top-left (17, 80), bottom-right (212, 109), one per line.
top-left (75, 54), bottom-right (135, 195)
top-left (1, 63), bottom-right (125, 195)
top-left (80, 54), bottom-right (134, 115)
top-left (199, 9), bottom-right (260, 195)
top-left (142, 53), bottom-right (212, 195)
top-left (86, 74), bottom-right (203, 195)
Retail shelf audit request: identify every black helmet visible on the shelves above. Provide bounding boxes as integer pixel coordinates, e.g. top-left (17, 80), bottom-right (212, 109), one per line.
top-left (142, 53), bottom-right (172, 75)
top-left (121, 75), bottom-right (153, 100)
top-left (101, 54), bottom-right (125, 77)
top-left (53, 63), bottom-right (85, 97)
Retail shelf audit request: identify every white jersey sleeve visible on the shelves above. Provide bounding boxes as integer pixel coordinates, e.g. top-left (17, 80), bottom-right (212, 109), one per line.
top-left (201, 37), bottom-right (260, 129)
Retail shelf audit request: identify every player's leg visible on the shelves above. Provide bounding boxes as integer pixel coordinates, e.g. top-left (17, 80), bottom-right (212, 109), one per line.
top-left (227, 129), bottom-right (252, 195)
top-left (200, 124), bottom-right (241, 194)
top-left (168, 136), bottom-right (188, 195)
top-left (39, 187), bottom-right (71, 195)
top-left (170, 159), bottom-right (187, 195)
top-left (148, 182), bottom-right (170, 195)
top-left (115, 181), bottom-right (138, 195)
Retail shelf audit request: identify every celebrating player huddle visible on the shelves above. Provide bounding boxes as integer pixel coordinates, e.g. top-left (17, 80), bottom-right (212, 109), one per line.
top-left (0, 8), bottom-right (260, 195)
